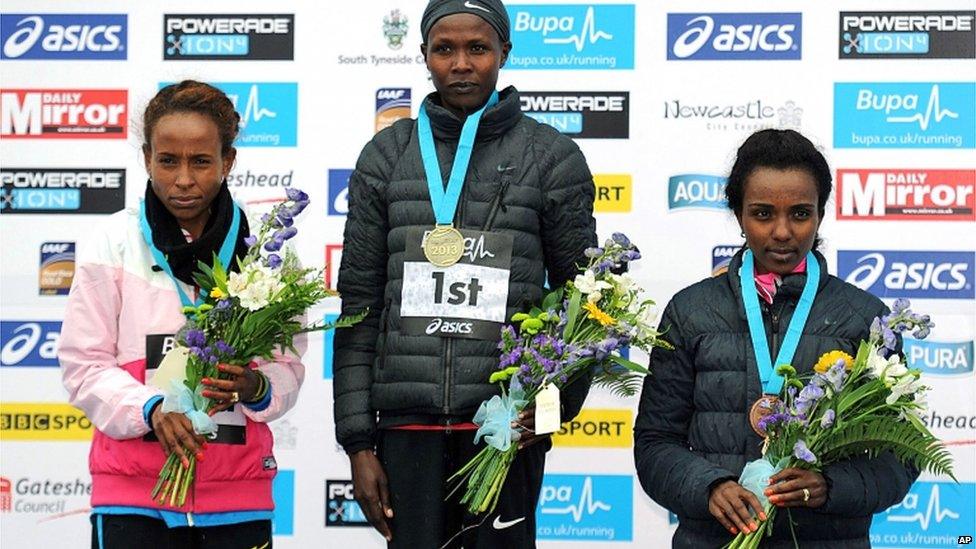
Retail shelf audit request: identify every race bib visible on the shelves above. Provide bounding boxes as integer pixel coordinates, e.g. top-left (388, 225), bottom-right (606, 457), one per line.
top-left (143, 333), bottom-right (246, 445)
top-left (400, 228), bottom-right (512, 340)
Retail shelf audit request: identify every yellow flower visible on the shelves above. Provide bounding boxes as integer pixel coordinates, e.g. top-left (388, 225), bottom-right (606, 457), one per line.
top-left (583, 302), bottom-right (616, 327)
top-left (815, 350), bottom-right (854, 373)
top-left (210, 287), bottom-right (226, 299)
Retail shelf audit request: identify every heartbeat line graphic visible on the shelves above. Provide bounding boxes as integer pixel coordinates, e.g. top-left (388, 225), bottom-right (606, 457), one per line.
top-left (543, 7), bottom-right (613, 52)
top-left (541, 477), bottom-right (611, 522)
top-left (463, 235), bottom-right (495, 262)
top-left (887, 85), bottom-right (959, 131)
top-left (888, 484), bottom-right (959, 531)
top-left (227, 85), bottom-right (277, 128)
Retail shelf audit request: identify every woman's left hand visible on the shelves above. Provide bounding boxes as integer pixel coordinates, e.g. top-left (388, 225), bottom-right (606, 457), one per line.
top-left (513, 406), bottom-right (551, 450)
top-left (765, 467), bottom-right (828, 508)
top-left (201, 363), bottom-right (260, 413)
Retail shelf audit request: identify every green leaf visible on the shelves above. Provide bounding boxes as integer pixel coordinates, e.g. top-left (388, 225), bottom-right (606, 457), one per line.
top-left (541, 286), bottom-right (564, 313)
top-left (607, 354), bottom-right (649, 375)
top-left (210, 252), bottom-right (228, 291)
top-left (564, 289), bottom-right (582, 340)
top-left (818, 417), bottom-right (955, 480)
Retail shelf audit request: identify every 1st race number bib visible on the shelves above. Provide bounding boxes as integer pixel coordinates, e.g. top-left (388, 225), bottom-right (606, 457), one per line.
top-left (400, 228), bottom-right (513, 340)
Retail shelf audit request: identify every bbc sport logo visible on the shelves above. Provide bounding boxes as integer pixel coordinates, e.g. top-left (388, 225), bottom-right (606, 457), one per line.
top-left (507, 4), bottom-right (634, 70)
top-left (1, 14), bottom-right (127, 60)
top-left (834, 82), bottom-right (976, 149)
top-left (667, 13), bottom-right (802, 60)
top-left (165, 82), bottom-right (297, 147)
top-left (837, 250), bottom-right (975, 300)
top-left (904, 338), bottom-right (974, 376)
top-left (536, 474), bottom-right (632, 541)
top-left (871, 481), bottom-right (975, 548)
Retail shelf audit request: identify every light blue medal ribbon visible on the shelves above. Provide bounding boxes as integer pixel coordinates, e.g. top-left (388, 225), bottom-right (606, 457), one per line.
top-left (138, 199), bottom-right (241, 310)
top-left (740, 249), bottom-right (819, 396)
top-left (417, 90), bottom-right (499, 226)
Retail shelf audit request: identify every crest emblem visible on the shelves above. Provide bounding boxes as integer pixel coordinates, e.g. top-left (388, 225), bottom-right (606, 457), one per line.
top-left (383, 10), bottom-right (409, 50)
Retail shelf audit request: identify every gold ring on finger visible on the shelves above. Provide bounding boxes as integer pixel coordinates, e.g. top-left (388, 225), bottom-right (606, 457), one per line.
top-left (802, 488), bottom-right (810, 502)
top-left (230, 391), bottom-right (240, 404)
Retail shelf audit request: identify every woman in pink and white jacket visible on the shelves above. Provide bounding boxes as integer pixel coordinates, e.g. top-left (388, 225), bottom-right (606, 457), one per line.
top-left (58, 80), bottom-right (305, 549)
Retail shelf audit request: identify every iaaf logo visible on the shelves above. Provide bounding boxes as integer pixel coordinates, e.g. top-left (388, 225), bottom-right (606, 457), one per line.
top-left (0, 321), bottom-right (60, 367)
top-left (0, 89), bottom-right (127, 139)
top-left (837, 169), bottom-right (975, 221)
top-left (712, 245), bottom-right (741, 276)
top-left (375, 88), bottom-right (410, 134)
top-left (425, 318), bottom-right (473, 336)
top-left (1, 14), bottom-right (127, 60)
top-left (838, 251), bottom-right (974, 299)
top-left (667, 13), bottom-right (802, 60)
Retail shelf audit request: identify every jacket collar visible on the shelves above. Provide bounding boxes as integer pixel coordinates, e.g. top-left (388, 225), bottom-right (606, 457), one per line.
top-left (727, 247), bottom-right (830, 313)
top-left (421, 85), bottom-right (522, 141)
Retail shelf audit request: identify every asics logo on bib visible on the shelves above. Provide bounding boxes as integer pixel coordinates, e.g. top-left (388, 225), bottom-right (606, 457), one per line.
top-left (425, 318), bottom-right (473, 335)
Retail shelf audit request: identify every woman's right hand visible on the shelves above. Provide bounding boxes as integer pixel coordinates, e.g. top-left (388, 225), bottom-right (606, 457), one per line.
top-left (708, 480), bottom-right (767, 535)
top-left (350, 450), bottom-right (393, 542)
top-left (150, 408), bottom-right (206, 468)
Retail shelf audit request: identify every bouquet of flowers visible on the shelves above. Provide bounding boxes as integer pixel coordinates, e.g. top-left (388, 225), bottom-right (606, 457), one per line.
top-left (151, 189), bottom-right (363, 507)
top-left (447, 233), bottom-right (673, 515)
top-left (727, 299), bottom-right (954, 549)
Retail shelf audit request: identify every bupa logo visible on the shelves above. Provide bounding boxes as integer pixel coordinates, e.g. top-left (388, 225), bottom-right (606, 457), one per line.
top-left (837, 169), bottom-right (976, 221)
top-left (712, 245), bottom-right (741, 276)
top-left (1, 14), bottom-right (126, 60)
top-left (507, 4), bottom-right (635, 70)
top-left (834, 82), bottom-right (976, 149)
top-left (838, 251), bottom-right (975, 299)
top-left (326, 480), bottom-right (368, 527)
top-left (271, 469), bottom-right (294, 536)
top-left (0, 321), bottom-right (61, 367)
top-left (904, 338), bottom-right (973, 376)
top-left (537, 474), bottom-right (632, 541)
top-left (212, 82), bottom-right (297, 147)
top-left (1, 89), bottom-right (127, 139)
top-left (668, 174), bottom-right (727, 211)
top-left (667, 13), bottom-right (802, 60)
top-left (870, 482), bottom-right (975, 547)
top-left (327, 169), bottom-right (351, 216)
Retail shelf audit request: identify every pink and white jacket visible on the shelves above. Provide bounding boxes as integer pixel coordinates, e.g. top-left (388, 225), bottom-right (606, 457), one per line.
top-left (59, 206), bottom-right (305, 514)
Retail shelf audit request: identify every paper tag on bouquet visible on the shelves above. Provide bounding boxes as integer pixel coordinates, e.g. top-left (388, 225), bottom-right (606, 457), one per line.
top-left (533, 383), bottom-right (561, 435)
top-left (148, 346), bottom-right (189, 390)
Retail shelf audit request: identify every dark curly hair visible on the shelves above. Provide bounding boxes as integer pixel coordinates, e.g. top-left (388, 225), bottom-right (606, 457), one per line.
top-left (142, 80), bottom-right (240, 155)
top-left (726, 129), bottom-right (832, 219)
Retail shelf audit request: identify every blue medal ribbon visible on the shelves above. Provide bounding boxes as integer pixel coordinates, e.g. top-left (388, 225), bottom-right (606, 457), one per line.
top-left (740, 250), bottom-right (819, 395)
top-left (417, 90), bottom-right (499, 226)
top-left (138, 199), bottom-right (241, 310)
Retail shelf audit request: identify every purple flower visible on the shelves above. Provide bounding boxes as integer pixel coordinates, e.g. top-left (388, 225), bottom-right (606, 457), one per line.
top-left (285, 188), bottom-right (309, 202)
top-left (264, 237), bottom-right (283, 252)
top-left (261, 213), bottom-right (283, 229)
top-left (893, 298), bottom-right (910, 313)
top-left (276, 226), bottom-right (298, 241)
top-left (795, 383), bottom-right (825, 417)
top-left (622, 249), bottom-right (641, 262)
top-left (822, 362), bottom-right (847, 393)
top-left (185, 329), bottom-right (206, 348)
top-left (266, 253), bottom-right (283, 269)
top-left (243, 235), bottom-right (258, 248)
top-left (793, 439), bottom-right (817, 463)
top-left (820, 409), bottom-right (836, 429)
top-left (216, 299), bottom-right (231, 310)
top-left (882, 327), bottom-right (897, 352)
top-left (290, 200), bottom-right (309, 216)
top-left (611, 233), bottom-right (631, 247)
top-left (214, 341), bottom-right (235, 356)
top-left (594, 337), bottom-right (620, 361)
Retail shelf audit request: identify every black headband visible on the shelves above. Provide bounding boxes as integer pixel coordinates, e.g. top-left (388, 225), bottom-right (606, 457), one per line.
top-left (421, 0), bottom-right (511, 43)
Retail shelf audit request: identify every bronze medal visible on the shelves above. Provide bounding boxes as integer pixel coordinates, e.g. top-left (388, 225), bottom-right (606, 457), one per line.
top-left (423, 225), bottom-right (465, 267)
top-left (749, 395), bottom-right (781, 438)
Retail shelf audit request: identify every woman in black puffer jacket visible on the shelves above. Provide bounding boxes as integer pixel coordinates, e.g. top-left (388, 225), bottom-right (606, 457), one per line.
top-left (635, 129), bottom-right (917, 548)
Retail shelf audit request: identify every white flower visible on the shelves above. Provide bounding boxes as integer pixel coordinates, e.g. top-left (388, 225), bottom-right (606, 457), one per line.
top-left (227, 265), bottom-right (285, 311)
top-left (886, 374), bottom-right (924, 406)
top-left (574, 269), bottom-right (612, 302)
top-left (866, 350), bottom-right (907, 383)
top-left (587, 291), bottom-right (603, 304)
top-left (634, 304), bottom-right (661, 340)
top-left (609, 273), bottom-right (637, 293)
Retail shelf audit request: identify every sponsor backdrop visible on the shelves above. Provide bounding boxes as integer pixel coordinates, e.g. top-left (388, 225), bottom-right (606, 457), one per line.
top-left (1, 1), bottom-right (973, 547)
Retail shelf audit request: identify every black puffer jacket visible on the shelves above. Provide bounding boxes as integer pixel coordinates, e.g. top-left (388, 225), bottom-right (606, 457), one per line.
top-left (635, 250), bottom-right (917, 548)
top-left (334, 87), bottom-right (597, 453)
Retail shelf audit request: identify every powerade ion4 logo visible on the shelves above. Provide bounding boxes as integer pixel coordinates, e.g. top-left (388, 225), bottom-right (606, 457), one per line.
top-left (834, 82), bottom-right (976, 149)
top-left (520, 92), bottom-right (629, 138)
top-left (837, 169), bottom-right (975, 221)
top-left (507, 4), bottom-right (634, 70)
top-left (326, 480), bottom-right (368, 526)
top-left (668, 174), bottom-right (727, 210)
top-left (838, 251), bottom-right (975, 300)
top-left (163, 14), bottom-right (294, 60)
top-left (536, 474), bottom-right (632, 541)
top-left (840, 12), bottom-right (975, 59)
top-left (871, 482), bottom-right (975, 548)
top-left (1, 321), bottom-right (60, 367)
top-left (667, 13), bottom-right (802, 60)
top-left (1, 168), bottom-right (126, 214)
top-left (1, 89), bottom-right (127, 139)
top-left (1, 14), bottom-right (127, 60)
top-left (904, 338), bottom-right (974, 376)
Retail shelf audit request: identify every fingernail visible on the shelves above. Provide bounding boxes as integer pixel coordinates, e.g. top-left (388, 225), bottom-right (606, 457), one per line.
top-left (511, 421), bottom-right (518, 428)
top-left (182, 458), bottom-right (189, 468)
top-left (202, 378), bottom-right (210, 384)
top-left (730, 527), bottom-right (737, 534)
top-left (196, 452), bottom-right (204, 461)
top-left (386, 509), bottom-right (394, 518)
top-left (764, 489), bottom-right (772, 496)
top-left (759, 511), bottom-right (767, 521)
top-left (750, 522), bottom-right (758, 531)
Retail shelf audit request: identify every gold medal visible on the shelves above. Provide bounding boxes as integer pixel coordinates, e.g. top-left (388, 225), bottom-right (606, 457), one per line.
top-left (423, 225), bottom-right (465, 267)
top-left (749, 395), bottom-right (781, 438)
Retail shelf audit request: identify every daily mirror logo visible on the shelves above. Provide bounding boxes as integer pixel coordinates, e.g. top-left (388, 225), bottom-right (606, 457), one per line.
top-left (507, 4), bottom-right (634, 70)
top-left (871, 482), bottom-right (975, 547)
top-left (668, 174), bottom-right (727, 211)
top-left (837, 169), bottom-right (975, 221)
top-left (667, 13), bottom-right (801, 60)
top-left (1, 89), bottom-right (127, 139)
top-left (838, 250), bottom-right (975, 299)
top-left (536, 474), bottom-right (632, 541)
top-left (904, 338), bottom-right (974, 376)
top-left (834, 82), bottom-right (976, 149)
top-left (1, 14), bottom-right (126, 60)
